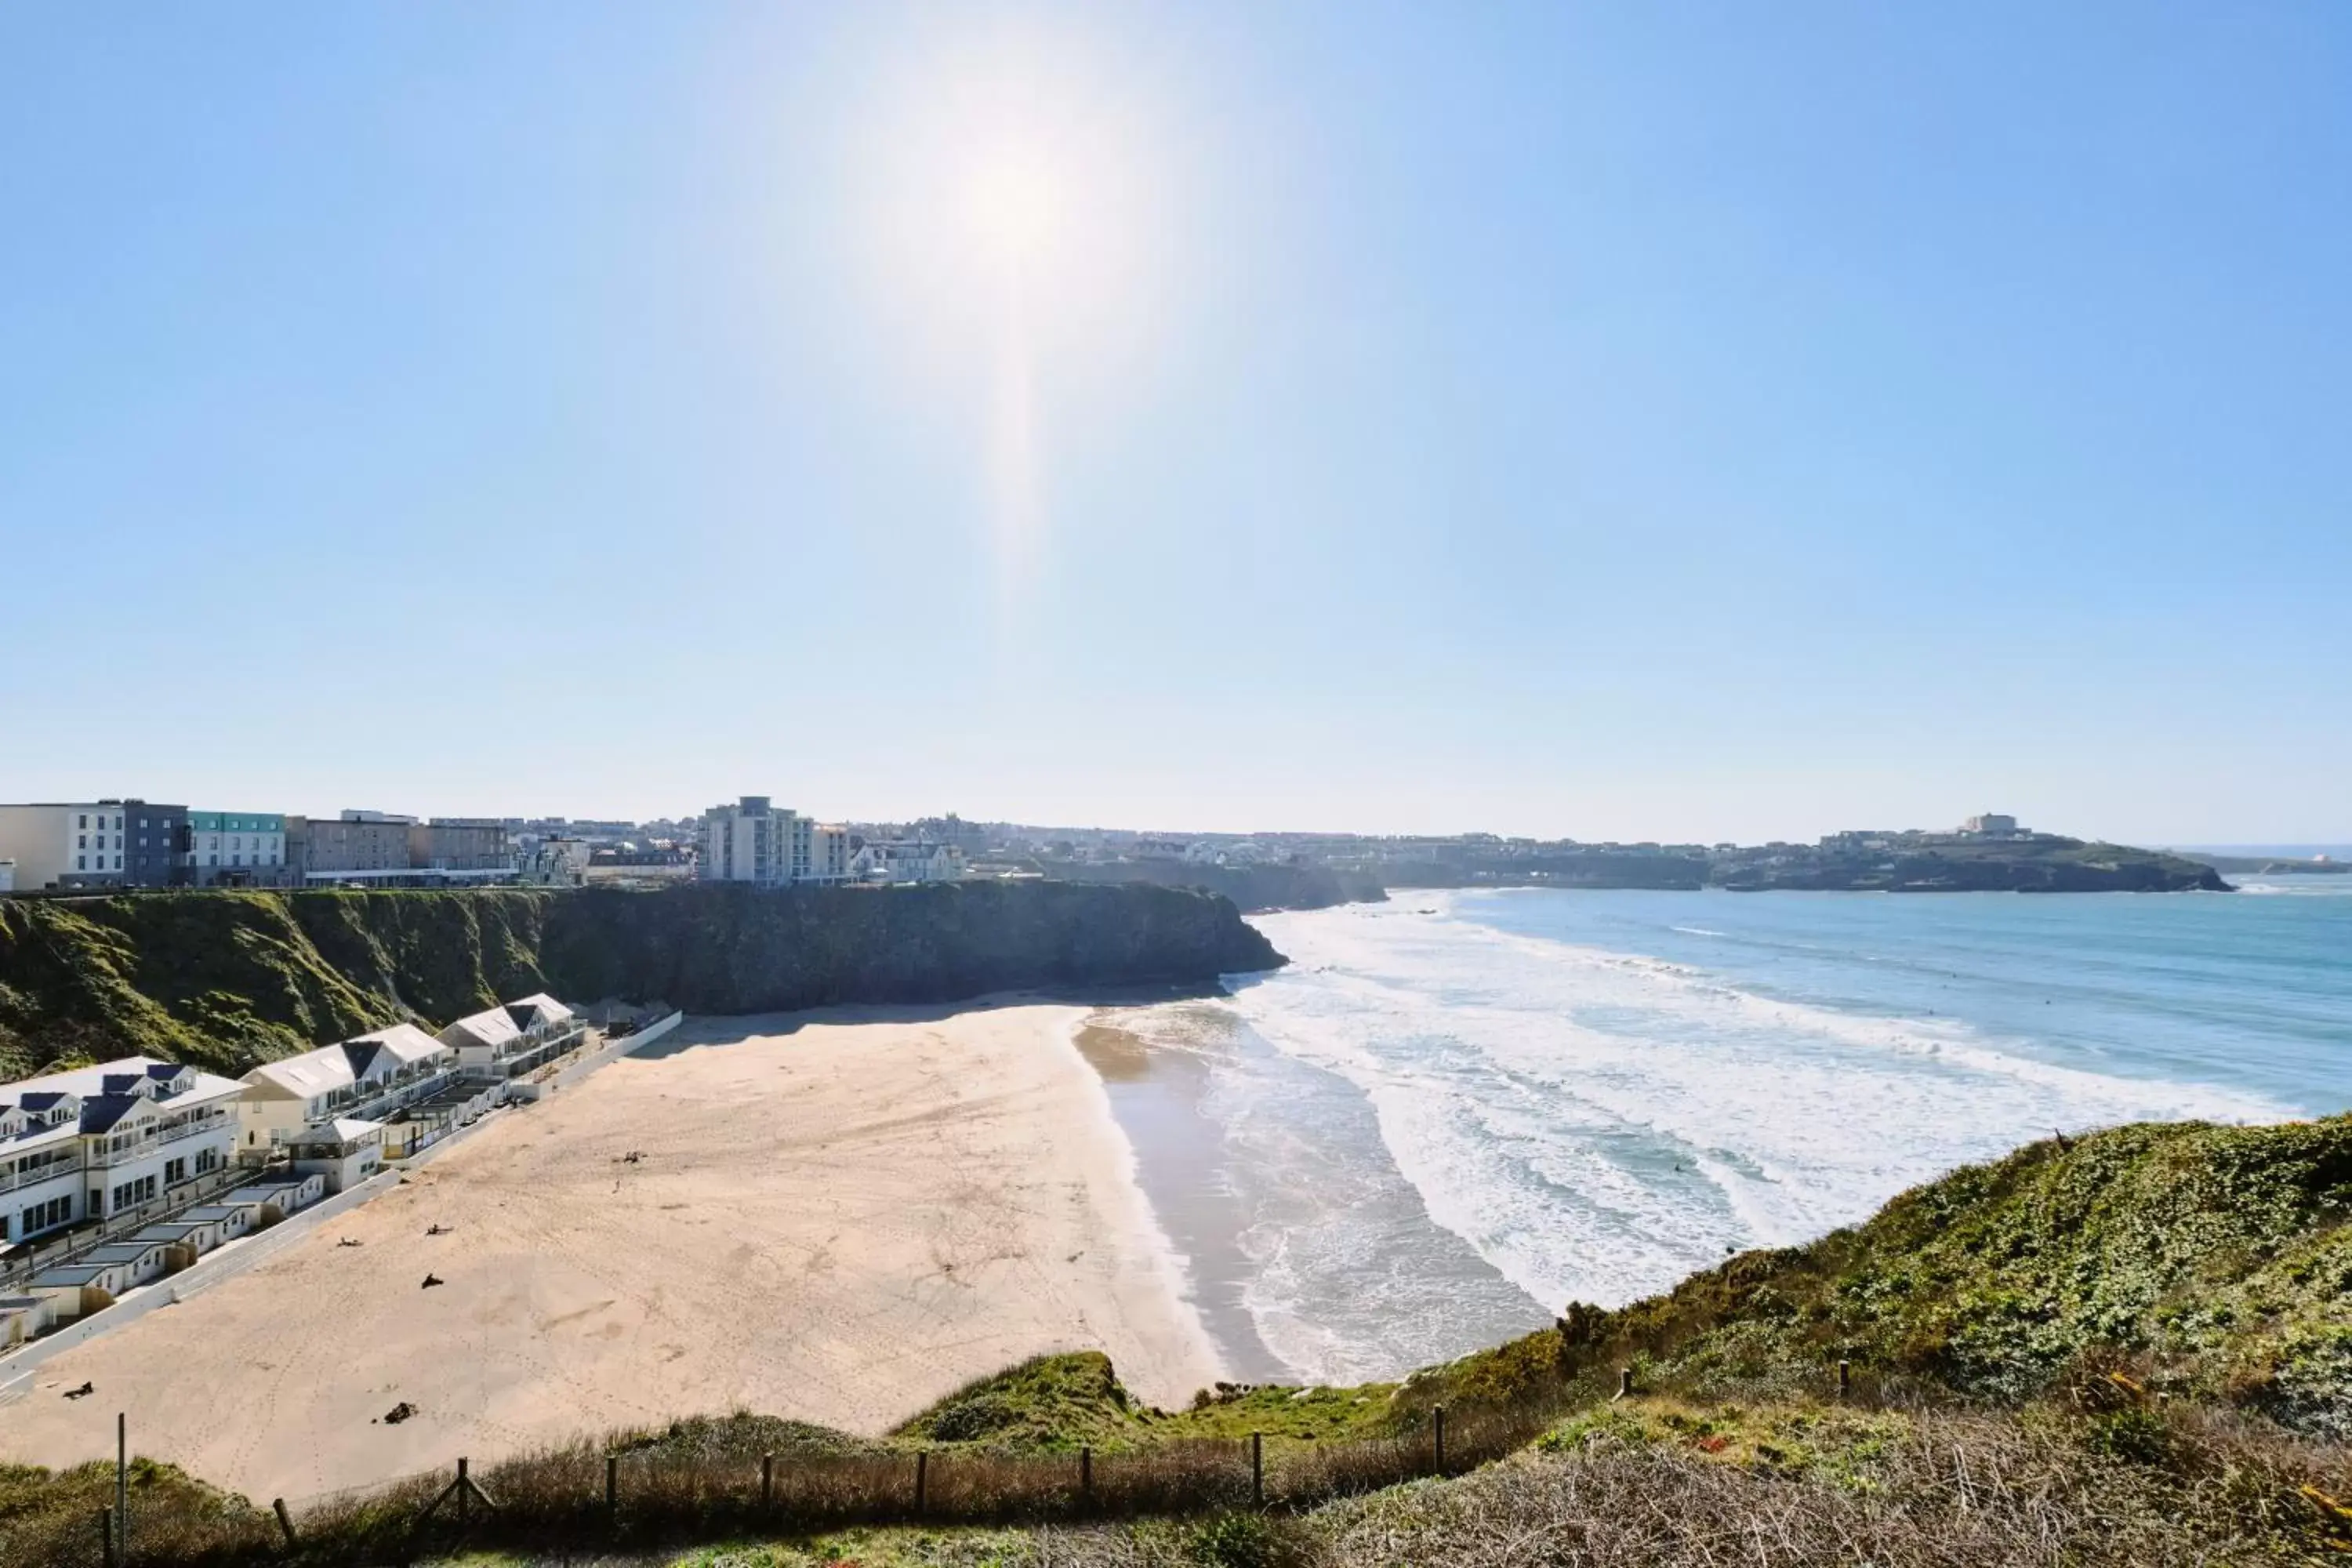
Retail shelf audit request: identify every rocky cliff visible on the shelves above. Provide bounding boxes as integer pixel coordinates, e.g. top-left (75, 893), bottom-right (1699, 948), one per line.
top-left (1035, 858), bottom-right (1388, 913)
top-left (0, 881), bottom-right (1282, 1080)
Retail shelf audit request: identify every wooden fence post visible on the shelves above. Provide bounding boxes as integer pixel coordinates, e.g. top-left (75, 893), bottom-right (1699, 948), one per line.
top-left (605, 1454), bottom-right (618, 1515)
top-left (1617, 1366), bottom-right (1634, 1399)
top-left (456, 1457), bottom-right (470, 1530)
top-left (1838, 1359), bottom-right (1852, 1399)
top-left (914, 1450), bottom-right (928, 1515)
top-left (1434, 1406), bottom-right (1446, 1472)
top-left (1080, 1444), bottom-right (1092, 1505)
top-left (761, 1451), bottom-right (774, 1510)
top-left (98, 1506), bottom-right (114, 1568)
top-left (272, 1497), bottom-right (297, 1547)
top-left (1250, 1432), bottom-right (1263, 1508)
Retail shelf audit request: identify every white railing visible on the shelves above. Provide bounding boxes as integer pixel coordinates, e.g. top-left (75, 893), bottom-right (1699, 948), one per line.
top-left (0, 1160), bottom-right (82, 1196)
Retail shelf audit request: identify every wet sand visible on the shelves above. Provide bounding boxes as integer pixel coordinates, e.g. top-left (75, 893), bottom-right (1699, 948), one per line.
top-left (0, 1004), bottom-right (1222, 1501)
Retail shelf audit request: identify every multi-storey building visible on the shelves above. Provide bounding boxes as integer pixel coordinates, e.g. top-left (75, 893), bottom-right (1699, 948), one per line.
top-left (187, 811), bottom-right (287, 885)
top-left (234, 1023), bottom-right (456, 1160)
top-left (0, 1057), bottom-right (243, 1247)
top-left (407, 818), bottom-right (512, 872)
top-left (437, 993), bottom-right (584, 1084)
top-left (698, 797), bottom-right (853, 885)
top-left (0, 802), bottom-right (129, 889)
top-left (289, 811), bottom-right (416, 877)
top-left (124, 801), bottom-right (191, 887)
top-left (810, 823), bottom-right (851, 882)
top-left (850, 840), bottom-right (968, 884)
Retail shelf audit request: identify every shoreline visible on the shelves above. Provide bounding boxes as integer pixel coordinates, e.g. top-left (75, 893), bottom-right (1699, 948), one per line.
top-left (0, 1003), bottom-right (1224, 1501)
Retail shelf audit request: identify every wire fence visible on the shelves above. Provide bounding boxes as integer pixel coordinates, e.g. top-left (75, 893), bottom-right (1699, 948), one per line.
top-left (24, 1395), bottom-right (1578, 1568)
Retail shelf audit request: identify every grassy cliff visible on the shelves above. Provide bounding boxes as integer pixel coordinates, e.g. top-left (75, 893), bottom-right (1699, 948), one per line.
top-left (3, 1117), bottom-right (2349, 1566)
top-left (1397, 1114), bottom-right (2352, 1435)
top-left (0, 882), bottom-right (1281, 1080)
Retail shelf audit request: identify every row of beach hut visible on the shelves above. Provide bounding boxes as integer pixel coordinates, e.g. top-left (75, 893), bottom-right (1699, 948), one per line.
top-left (0, 1174), bottom-right (326, 1341)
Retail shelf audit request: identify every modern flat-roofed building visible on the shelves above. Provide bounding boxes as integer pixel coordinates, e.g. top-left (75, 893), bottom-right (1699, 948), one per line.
top-left (0, 802), bottom-right (129, 889)
top-left (699, 796), bottom-right (797, 884)
top-left (290, 811), bottom-right (416, 877)
top-left (698, 797), bottom-right (852, 885)
top-left (124, 801), bottom-right (191, 887)
top-left (408, 818), bottom-right (512, 872)
top-left (187, 811), bottom-right (288, 885)
top-left (235, 1023), bottom-right (454, 1160)
top-left (0, 1057), bottom-right (243, 1246)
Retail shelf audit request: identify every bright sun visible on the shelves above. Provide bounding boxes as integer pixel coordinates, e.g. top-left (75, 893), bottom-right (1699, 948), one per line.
top-left (967, 153), bottom-right (1060, 274)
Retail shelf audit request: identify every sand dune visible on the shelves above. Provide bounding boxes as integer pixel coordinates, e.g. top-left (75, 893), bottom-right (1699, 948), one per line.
top-left (0, 1004), bottom-right (1221, 1502)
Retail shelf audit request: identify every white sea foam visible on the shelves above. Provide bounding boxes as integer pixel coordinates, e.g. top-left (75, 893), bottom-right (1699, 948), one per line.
top-left (1195, 895), bottom-right (2293, 1375)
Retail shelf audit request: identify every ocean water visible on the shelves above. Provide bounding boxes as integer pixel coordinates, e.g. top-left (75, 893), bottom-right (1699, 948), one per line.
top-left (1101, 880), bottom-right (2352, 1386)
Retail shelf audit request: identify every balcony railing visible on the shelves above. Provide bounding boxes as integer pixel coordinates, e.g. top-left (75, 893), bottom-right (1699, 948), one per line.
top-left (87, 1114), bottom-right (233, 1167)
top-left (0, 1160), bottom-right (83, 1196)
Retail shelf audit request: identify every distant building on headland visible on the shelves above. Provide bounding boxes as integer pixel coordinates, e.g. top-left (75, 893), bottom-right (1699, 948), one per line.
top-left (697, 796), bottom-right (851, 886)
top-left (850, 840), bottom-right (967, 884)
top-left (1959, 814), bottom-right (2022, 838)
top-left (287, 811), bottom-right (518, 886)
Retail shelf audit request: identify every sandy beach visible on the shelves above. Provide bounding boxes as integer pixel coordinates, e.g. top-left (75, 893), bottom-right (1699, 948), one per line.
top-left (0, 1004), bottom-right (1222, 1502)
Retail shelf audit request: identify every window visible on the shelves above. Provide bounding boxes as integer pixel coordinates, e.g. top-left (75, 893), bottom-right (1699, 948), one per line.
top-left (77, 834), bottom-right (86, 849)
top-left (76, 855), bottom-right (86, 871)
top-left (78, 815), bottom-right (88, 829)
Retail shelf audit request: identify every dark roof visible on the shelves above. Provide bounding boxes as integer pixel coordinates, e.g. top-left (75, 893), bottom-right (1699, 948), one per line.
top-left (100, 1074), bottom-right (140, 1095)
top-left (78, 1095), bottom-right (143, 1133)
top-left (16, 1092), bottom-right (71, 1110)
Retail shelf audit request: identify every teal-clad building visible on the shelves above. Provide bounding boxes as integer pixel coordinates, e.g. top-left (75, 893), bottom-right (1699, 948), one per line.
top-left (187, 811), bottom-right (289, 884)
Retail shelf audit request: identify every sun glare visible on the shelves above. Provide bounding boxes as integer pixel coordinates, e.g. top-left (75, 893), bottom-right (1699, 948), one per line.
top-left (843, 19), bottom-right (1181, 620)
top-left (967, 153), bottom-right (1060, 275)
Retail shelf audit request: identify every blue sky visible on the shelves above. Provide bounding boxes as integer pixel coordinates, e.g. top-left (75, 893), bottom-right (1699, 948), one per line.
top-left (2, 4), bottom-right (2346, 843)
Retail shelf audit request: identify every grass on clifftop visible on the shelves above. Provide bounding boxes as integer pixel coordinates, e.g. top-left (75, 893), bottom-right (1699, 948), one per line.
top-left (1392, 1113), bottom-right (2352, 1436)
top-left (8, 1117), bottom-right (2352, 1567)
top-left (895, 1356), bottom-right (1399, 1454)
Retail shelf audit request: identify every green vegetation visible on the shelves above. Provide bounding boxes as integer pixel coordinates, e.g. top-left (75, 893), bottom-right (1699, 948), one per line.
top-left (1398, 1114), bottom-right (2352, 1435)
top-left (0, 882), bottom-right (1281, 1081)
top-left (1710, 833), bottom-right (2230, 892)
top-left (4, 1115), bottom-right (2347, 1564)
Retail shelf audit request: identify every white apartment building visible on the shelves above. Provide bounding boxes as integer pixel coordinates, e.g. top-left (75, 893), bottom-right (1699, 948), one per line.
top-left (0, 1058), bottom-right (244, 1247)
top-left (437, 993), bottom-right (585, 1084)
top-left (0, 859), bottom-right (13, 893)
top-left (0, 803), bottom-right (128, 889)
top-left (698, 797), bottom-right (853, 885)
top-left (851, 840), bottom-right (968, 884)
top-left (188, 811), bottom-right (288, 882)
top-left (235, 1023), bottom-right (455, 1159)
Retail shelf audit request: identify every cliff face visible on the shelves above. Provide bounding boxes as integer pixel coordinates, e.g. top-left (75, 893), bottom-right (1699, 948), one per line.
top-left (0, 882), bottom-right (1280, 1080)
top-left (536, 881), bottom-right (1283, 1015)
top-left (1038, 859), bottom-right (1388, 913)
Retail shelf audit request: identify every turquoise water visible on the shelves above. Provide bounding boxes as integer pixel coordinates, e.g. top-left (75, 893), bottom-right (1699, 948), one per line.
top-left (1110, 880), bottom-right (2350, 1384)
top-left (1452, 878), bottom-right (2352, 1115)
